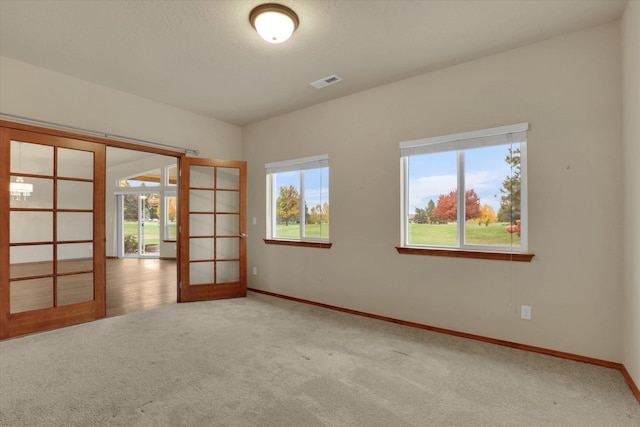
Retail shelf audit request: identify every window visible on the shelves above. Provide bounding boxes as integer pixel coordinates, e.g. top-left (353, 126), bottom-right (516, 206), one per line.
top-left (266, 155), bottom-right (330, 245)
top-left (118, 168), bottom-right (162, 187)
top-left (165, 191), bottom-right (177, 241)
top-left (400, 123), bottom-right (528, 254)
top-left (116, 164), bottom-right (178, 247)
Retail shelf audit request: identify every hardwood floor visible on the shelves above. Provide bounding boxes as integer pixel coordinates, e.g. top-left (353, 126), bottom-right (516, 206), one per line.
top-left (8, 258), bottom-right (177, 317)
top-left (106, 258), bottom-right (177, 317)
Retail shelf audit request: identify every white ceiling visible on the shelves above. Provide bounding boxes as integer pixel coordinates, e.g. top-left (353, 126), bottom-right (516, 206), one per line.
top-left (0, 0), bottom-right (628, 126)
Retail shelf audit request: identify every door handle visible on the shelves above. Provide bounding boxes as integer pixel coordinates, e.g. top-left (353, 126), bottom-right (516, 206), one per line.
top-left (239, 233), bottom-right (247, 239)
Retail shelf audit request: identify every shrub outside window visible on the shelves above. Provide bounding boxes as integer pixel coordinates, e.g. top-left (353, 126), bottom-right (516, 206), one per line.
top-left (400, 123), bottom-right (528, 253)
top-left (266, 155), bottom-right (329, 242)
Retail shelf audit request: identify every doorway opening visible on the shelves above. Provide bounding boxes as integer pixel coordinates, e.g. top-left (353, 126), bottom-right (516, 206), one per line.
top-left (107, 148), bottom-right (178, 316)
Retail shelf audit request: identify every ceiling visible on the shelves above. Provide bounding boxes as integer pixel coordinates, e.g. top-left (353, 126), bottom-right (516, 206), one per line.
top-left (0, 0), bottom-right (628, 126)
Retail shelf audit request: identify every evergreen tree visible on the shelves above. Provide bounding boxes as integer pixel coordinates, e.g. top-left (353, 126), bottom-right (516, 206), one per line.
top-left (497, 147), bottom-right (521, 223)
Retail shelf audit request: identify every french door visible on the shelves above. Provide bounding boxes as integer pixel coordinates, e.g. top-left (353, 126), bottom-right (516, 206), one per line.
top-left (1, 122), bottom-right (248, 339)
top-left (0, 127), bottom-right (106, 339)
top-left (121, 192), bottom-right (161, 257)
top-left (178, 157), bottom-right (247, 302)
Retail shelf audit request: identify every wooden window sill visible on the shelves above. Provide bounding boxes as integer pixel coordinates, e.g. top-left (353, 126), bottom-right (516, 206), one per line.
top-left (395, 246), bottom-right (534, 262)
top-left (264, 239), bottom-right (332, 249)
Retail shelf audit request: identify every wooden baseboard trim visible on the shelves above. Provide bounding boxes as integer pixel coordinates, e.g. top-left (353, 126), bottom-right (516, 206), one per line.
top-left (248, 287), bottom-right (639, 404)
top-left (159, 257), bottom-right (176, 260)
top-left (621, 365), bottom-right (640, 405)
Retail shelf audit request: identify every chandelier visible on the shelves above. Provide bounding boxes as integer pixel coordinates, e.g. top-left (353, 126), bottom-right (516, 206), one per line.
top-left (10, 177), bottom-right (33, 201)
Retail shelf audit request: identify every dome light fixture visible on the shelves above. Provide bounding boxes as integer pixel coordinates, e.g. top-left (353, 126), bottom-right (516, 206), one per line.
top-left (249, 3), bottom-right (299, 44)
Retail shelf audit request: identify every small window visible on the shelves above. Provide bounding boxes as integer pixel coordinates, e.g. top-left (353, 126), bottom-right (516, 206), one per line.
top-left (266, 155), bottom-right (329, 243)
top-left (118, 168), bottom-right (161, 187)
top-left (165, 191), bottom-right (177, 241)
top-left (400, 123), bottom-right (528, 253)
top-left (166, 165), bottom-right (178, 186)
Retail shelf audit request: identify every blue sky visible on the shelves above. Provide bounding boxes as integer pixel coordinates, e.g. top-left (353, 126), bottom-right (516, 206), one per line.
top-left (273, 167), bottom-right (329, 209)
top-left (408, 144), bottom-right (518, 214)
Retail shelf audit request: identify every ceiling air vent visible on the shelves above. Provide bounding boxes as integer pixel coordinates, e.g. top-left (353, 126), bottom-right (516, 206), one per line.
top-left (310, 75), bottom-right (342, 89)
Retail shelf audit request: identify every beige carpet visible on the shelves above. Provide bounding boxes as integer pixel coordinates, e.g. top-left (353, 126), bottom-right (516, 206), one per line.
top-left (1, 292), bottom-right (638, 426)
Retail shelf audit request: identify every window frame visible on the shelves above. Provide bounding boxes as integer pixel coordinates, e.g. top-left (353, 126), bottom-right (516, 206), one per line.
top-left (265, 154), bottom-right (331, 247)
top-left (164, 190), bottom-right (177, 242)
top-left (399, 123), bottom-right (530, 256)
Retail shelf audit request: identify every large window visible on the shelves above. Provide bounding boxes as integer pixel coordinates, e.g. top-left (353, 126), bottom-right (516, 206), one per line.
top-left (400, 123), bottom-right (528, 253)
top-left (116, 163), bottom-right (178, 257)
top-left (266, 155), bottom-right (329, 243)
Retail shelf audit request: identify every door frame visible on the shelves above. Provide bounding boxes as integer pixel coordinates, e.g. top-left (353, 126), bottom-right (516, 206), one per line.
top-left (0, 121), bottom-right (189, 339)
top-left (116, 191), bottom-right (162, 258)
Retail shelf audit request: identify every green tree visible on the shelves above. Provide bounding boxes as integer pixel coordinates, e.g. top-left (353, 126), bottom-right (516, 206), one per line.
top-left (276, 185), bottom-right (300, 226)
top-left (123, 194), bottom-right (138, 221)
top-left (497, 147), bottom-right (521, 223)
top-left (414, 207), bottom-right (428, 224)
top-left (425, 199), bottom-right (436, 223)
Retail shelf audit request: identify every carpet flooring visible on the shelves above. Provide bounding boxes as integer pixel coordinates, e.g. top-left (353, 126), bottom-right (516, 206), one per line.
top-left (1, 292), bottom-right (638, 426)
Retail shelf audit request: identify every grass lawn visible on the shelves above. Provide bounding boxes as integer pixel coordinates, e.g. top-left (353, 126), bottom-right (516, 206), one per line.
top-left (409, 222), bottom-right (521, 247)
top-left (275, 223), bottom-right (329, 239)
top-left (124, 221), bottom-right (160, 245)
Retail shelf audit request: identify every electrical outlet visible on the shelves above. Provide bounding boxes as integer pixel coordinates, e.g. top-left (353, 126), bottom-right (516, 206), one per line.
top-left (521, 305), bottom-right (532, 320)
top-left (253, 216), bottom-right (257, 225)
top-left (252, 267), bottom-right (257, 276)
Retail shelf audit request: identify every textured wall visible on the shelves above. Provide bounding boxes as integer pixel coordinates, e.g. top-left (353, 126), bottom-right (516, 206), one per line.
top-left (622, 0), bottom-right (640, 390)
top-left (1, 56), bottom-right (242, 262)
top-left (0, 56), bottom-right (241, 160)
top-left (243, 22), bottom-right (624, 362)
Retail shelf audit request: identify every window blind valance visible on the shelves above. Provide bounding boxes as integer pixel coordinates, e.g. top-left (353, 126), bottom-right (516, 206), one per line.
top-left (400, 123), bottom-right (528, 157)
top-left (265, 154), bottom-right (329, 174)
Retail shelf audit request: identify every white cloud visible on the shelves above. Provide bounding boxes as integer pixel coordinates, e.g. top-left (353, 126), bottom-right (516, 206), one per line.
top-left (408, 170), bottom-right (500, 211)
top-left (408, 175), bottom-right (456, 210)
top-left (304, 187), bottom-right (329, 207)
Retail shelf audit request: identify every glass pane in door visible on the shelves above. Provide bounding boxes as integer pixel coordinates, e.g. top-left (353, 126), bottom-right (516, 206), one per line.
top-left (10, 278), bottom-right (54, 314)
top-left (122, 193), bottom-right (160, 256)
top-left (180, 158), bottom-right (246, 302)
top-left (141, 193), bottom-right (160, 255)
top-left (57, 273), bottom-right (94, 306)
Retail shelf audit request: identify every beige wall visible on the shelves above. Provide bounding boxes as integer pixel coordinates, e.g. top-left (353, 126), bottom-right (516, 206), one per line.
top-left (622, 1), bottom-right (640, 389)
top-left (1, 55), bottom-right (242, 262)
top-left (243, 22), bottom-right (624, 362)
top-left (0, 56), bottom-right (241, 160)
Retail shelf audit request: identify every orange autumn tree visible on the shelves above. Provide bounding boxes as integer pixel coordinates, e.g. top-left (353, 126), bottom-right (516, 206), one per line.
top-left (473, 204), bottom-right (498, 227)
top-left (276, 185), bottom-right (300, 226)
top-left (433, 189), bottom-right (481, 222)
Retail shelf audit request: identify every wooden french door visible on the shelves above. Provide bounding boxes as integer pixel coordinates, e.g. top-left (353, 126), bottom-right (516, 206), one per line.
top-left (178, 157), bottom-right (247, 302)
top-left (0, 127), bottom-right (106, 339)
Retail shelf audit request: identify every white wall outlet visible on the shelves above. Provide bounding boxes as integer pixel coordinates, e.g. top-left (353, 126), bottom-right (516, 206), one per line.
top-left (253, 216), bottom-right (257, 225)
top-left (521, 305), bottom-right (532, 320)
top-left (252, 267), bottom-right (257, 276)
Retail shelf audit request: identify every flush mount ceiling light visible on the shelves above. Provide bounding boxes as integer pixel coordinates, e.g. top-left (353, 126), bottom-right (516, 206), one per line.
top-left (249, 3), bottom-right (299, 43)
